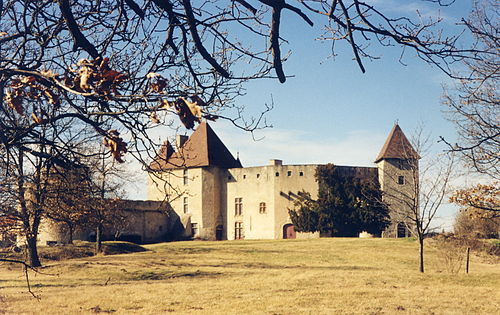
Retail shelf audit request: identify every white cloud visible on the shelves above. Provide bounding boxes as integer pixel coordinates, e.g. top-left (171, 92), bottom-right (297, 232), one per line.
top-left (216, 122), bottom-right (386, 168)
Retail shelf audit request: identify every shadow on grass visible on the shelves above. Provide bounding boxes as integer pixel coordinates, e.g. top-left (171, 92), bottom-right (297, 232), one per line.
top-left (127, 270), bottom-right (223, 281)
top-left (161, 247), bottom-right (217, 255)
top-left (195, 261), bottom-right (378, 271)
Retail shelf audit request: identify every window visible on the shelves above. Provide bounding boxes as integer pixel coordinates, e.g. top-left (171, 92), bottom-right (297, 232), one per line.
top-left (191, 223), bottom-right (198, 236)
top-left (234, 222), bottom-right (244, 239)
top-left (243, 174), bottom-right (246, 179)
top-left (256, 173), bottom-right (260, 178)
top-left (183, 169), bottom-right (188, 185)
top-left (183, 197), bottom-right (188, 213)
top-left (275, 172), bottom-right (279, 177)
top-left (234, 197), bottom-right (243, 215)
top-left (299, 171), bottom-right (304, 176)
top-left (259, 202), bottom-right (266, 214)
top-left (398, 176), bottom-right (405, 185)
top-left (287, 171), bottom-right (292, 176)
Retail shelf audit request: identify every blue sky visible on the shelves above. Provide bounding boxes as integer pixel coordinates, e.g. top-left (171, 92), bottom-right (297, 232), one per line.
top-left (128, 1), bottom-right (477, 231)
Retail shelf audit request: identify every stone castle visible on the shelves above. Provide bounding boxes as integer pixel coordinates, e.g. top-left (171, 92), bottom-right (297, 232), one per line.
top-left (38, 122), bottom-right (418, 244)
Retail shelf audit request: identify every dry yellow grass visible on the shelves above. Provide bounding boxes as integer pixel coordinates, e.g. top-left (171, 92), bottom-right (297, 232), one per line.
top-left (1, 238), bottom-right (499, 314)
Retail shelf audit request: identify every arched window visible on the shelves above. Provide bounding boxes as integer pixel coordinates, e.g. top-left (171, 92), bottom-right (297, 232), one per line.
top-left (397, 222), bottom-right (407, 238)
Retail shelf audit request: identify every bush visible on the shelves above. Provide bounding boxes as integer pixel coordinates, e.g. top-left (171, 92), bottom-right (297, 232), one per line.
top-left (454, 209), bottom-right (499, 239)
top-left (433, 233), bottom-right (499, 273)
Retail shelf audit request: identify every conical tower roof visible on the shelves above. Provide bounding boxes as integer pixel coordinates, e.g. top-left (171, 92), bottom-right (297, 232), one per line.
top-left (375, 124), bottom-right (420, 163)
top-left (150, 122), bottom-right (242, 170)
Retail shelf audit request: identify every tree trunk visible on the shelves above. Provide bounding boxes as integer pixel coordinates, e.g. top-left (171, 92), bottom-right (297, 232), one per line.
top-left (26, 234), bottom-right (42, 267)
top-left (419, 237), bottom-right (425, 273)
top-left (68, 224), bottom-right (74, 245)
top-left (95, 224), bottom-right (102, 254)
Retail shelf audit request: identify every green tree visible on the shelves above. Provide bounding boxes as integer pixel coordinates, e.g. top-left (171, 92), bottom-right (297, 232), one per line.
top-left (289, 164), bottom-right (389, 237)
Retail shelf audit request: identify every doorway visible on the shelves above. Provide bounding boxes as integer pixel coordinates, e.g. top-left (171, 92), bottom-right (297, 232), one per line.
top-left (283, 224), bottom-right (296, 239)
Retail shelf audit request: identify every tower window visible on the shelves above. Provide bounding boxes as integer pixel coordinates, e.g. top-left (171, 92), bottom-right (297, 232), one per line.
top-left (398, 176), bottom-right (405, 185)
top-left (183, 197), bottom-right (189, 213)
top-left (183, 169), bottom-right (188, 185)
top-left (287, 171), bottom-right (292, 176)
top-left (299, 171), bottom-right (304, 176)
top-left (235, 197), bottom-right (243, 216)
top-left (275, 172), bottom-right (279, 177)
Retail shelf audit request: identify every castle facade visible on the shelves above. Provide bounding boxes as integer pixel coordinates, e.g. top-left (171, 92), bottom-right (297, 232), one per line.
top-left (36, 122), bottom-right (418, 245)
top-left (148, 122), bottom-right (418, 241)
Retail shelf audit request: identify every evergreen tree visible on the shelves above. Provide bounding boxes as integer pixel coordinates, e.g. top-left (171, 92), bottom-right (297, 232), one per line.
top-left (289, 164), bottom-right (390, 236)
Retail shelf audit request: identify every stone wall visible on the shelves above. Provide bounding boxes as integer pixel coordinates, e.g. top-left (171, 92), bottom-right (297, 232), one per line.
top-left (377, 158), bottom-right (417, 237)
top-left (35, 200), bottom-right (171, 245)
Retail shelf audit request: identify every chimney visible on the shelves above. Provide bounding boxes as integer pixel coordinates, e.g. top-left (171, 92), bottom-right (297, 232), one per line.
top-left (176, 135), bottom-right (188, 149)
top-left (269, 159), bottom-right (282, 166)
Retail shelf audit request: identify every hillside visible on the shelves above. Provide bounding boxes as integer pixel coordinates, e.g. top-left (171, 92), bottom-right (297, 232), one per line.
top-left (0, 238), bottom-right (498, 314)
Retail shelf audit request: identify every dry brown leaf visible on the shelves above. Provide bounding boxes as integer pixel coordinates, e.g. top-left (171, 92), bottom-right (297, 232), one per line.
top-left (103, 130), bottom-right (128, 163)
top-left (5, 90), bottom-right (24, 115)
top-left (31, 112), bottom-right (43, 124)
top-left (20, 76), bottom-right (36, 84)
top-left (182, 97), bottom-right (202, 118)
top-left (146, 72), bottom-right (161, 79)
top-left (150, 78), bottom-right (167, 93)
top-left (150, 112), bottom-right (160, 124)
top-left (190, 95), bottom-right (207, 107)
top-left (78, 66), bottom-right (93, 91)
top-left (174, 98), bottom-right (200, 129)
top-left (40, 69), bottom-right (58, 78)
top-left (159, 99), bottom-right (170, 109)
top-left (43, 89), bottom-right (60, 106)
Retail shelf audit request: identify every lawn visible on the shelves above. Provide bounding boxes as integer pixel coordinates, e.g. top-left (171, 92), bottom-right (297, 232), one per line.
top-left (0, 238), bottom-right (498, 314)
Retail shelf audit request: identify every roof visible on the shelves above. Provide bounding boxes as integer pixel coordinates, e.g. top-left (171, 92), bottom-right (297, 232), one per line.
top-left (374, 124), bottom-right (420, 163)
top-left (150, 122), bottom-right (242, 170)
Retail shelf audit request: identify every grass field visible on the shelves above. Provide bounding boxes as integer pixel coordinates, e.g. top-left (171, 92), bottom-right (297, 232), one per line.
top-left (1, 238), bottom-right (499, 314)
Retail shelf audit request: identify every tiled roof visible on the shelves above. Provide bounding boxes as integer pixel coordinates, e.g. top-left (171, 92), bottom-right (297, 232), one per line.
top-left (150, 122), bottom-right (242, 170)
top-left (375, 124), bottom-right (420, 163)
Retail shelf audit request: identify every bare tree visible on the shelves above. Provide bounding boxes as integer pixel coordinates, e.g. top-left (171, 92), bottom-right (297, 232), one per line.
top-left (0, 0), bottom-right (478, 171)
top-left (442, 0), bottom-right (499, 179)
top-left (83, 152), bottom-right (128, 254)
top-left (0, 120), bottom-right (96, 266)
top-left (44, 148), bottom-right (131, 253)
top-left (382, 127), bottom-right (455, 272)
